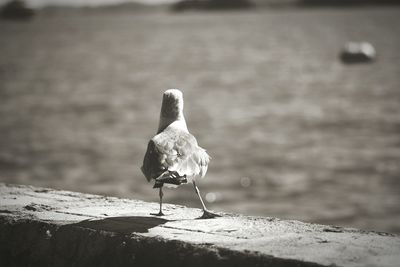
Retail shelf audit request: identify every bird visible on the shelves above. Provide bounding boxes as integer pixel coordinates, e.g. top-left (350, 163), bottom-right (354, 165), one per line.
top-left (141, 89), bottom-right (220, 219)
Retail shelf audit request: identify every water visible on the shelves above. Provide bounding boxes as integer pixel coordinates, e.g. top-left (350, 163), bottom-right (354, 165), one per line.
top-left (0, 7), bottom-right (399, 233)
top-left (0, 0), bottom-right (178, 8)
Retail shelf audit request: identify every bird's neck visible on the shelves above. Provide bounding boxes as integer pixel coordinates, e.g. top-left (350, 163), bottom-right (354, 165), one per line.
top-left (157, 114), bottom-right (188, 134)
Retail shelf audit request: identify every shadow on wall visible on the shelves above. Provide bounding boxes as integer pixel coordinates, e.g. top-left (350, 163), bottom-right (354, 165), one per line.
top-left (71, 216), bottom-right (169, 234)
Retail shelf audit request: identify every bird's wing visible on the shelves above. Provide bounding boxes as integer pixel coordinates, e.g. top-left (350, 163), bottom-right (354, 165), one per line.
top-left (192, 146), bottom-right (210, 178)
top-left (141, 129), bottom-right (210, 181)
top-left (141, 139), bottom-right (165, 182)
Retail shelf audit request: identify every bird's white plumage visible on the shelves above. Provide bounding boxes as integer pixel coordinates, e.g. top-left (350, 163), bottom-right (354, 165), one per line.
top-left (141, 89), bottom-right (210, 187)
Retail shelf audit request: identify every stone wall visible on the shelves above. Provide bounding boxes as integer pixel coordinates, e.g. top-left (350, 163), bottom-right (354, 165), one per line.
top-left (0, 183), bottom-right (399, 266)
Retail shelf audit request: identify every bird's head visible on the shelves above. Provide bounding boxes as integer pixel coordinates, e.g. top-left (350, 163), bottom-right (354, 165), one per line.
top-left (160, 89), bottom-right (184, 119)
top-left (157, 89), bottom-right (187, 133)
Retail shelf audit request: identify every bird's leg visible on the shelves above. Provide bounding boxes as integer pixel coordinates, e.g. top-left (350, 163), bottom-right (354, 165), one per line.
top-left (192, 181), bottom-right (221, 219)
top-left (152, 187), bottom-right (165, 216)
top-left (158, 187), bottom-right (165, 216)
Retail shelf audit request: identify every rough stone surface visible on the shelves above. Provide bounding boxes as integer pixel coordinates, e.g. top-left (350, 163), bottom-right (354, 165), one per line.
top-left (0, 183), bottom-right (399, 267)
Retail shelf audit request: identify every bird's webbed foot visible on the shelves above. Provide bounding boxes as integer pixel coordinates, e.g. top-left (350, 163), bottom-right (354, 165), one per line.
top-left (170, 171), bottom-right (180, 178)
top-left (151, 211), bottom-right (165, 216)
top-left (155, 171), bottom-right (187, 186)
top-left (169, 171), bottom-right (187, 184)
top-left (198, 210), bottom-right (221, 219)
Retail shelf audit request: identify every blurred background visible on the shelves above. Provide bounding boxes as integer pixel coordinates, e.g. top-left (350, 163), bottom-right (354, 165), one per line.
top-left (0, 0), bottom-right (399, 233)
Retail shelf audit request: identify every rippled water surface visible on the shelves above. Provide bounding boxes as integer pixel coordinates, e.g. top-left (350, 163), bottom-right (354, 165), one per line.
top-left (0, 7), bottom-right (399, 233)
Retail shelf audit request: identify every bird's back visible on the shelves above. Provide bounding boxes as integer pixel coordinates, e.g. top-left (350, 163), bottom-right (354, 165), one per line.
top-left (141, 125), bottom-right (210, 183)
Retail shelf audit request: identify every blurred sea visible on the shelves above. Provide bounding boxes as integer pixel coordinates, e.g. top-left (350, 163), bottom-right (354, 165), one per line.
top-left (0, 7), bottom-right (399, 233)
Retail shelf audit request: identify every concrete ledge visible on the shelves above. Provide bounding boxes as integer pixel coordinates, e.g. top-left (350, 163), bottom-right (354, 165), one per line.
top-left (0, 183), bottom-right (399, 267)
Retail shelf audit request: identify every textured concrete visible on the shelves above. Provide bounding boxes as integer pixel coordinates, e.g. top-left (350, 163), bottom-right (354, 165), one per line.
top-left (0, 183), bottom-right (399, 267)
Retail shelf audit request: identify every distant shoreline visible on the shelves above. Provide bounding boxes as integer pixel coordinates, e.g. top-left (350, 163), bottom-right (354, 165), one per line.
top-left (2, 0), bottom-right (400, 11)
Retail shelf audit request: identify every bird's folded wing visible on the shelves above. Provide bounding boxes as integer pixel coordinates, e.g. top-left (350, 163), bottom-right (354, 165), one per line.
top-left (141, 140), bottom-right (164, 182)
top-left (192, 147), bottom-right (210, 178)
top-left (141, 130), bottom-right (210, 181)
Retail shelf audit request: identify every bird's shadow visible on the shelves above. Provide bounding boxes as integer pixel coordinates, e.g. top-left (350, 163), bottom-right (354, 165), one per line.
top-left (70, 216), bottom-right (169, 234)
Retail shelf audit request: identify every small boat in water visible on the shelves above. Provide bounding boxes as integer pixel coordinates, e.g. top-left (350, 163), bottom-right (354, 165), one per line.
top-left (340, 42), bottom-right (376, 64)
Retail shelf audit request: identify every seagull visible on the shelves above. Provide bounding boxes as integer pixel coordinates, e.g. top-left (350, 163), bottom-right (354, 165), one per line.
top-left (141, 89), bottom-right (220, 219)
